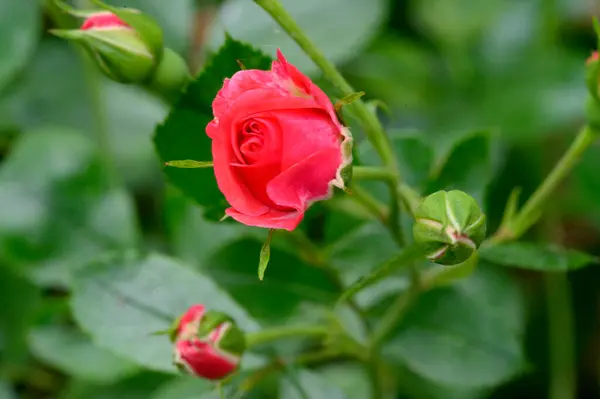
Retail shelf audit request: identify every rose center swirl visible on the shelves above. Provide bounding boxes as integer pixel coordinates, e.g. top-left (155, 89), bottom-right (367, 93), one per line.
top-left (234, 119), bottom-right (269, 165)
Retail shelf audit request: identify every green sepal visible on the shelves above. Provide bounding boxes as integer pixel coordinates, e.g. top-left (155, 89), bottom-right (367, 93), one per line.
top-left (50, 28), bottom-right (154, 83)
top-left (413, 190), bottom-right (486, 266)
top-left (217, 324), bottom-right (246, 356)
top-left (585, 57), bottom-right (600, 102)
top-left (258, 229), bottom-right (275, 281)
top-left (196, 311), bottom-right (233, 339)
top-left (165, 160), bottom-right (213, 168)
top-left (585, 95), bottom-right (600, 133)
top-left (197, 311), bottom-right (246, 356)
top-left (334, 91), bottom-right (365, 112)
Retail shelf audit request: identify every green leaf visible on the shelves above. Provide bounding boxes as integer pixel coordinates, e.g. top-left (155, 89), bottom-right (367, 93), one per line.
top-left (59, 372), bottom-right (172, 399)
top-left (151, 376), bottom-right (213, 399)
top-left (204, 238), bottom-right (339, 323)
top-left (385, 266), bottom-right (526, 388)
top-left (429, 130), bottom-right (497, 204)
top-left (279, 370), bottom-right (349, 399)
top-left (317, 364), bottom-right (371, 399)
top-left (392, 133), bottom-right (435, 190)
top-left (0, 265), bottom-right (40, 364)
top-left (70, 251), bottom-right (260, 373)
top-left (0, 381), bottom-right (16, 399)
top-left (28, 325), bottom-right (138, 383)
top-left (0, 38), bottom-right (169, 186)
top-left (422, 252), bottom-right (479, 289)
top-left (154, 37), bottom-right (271, 220)
top-left (358, 130), bottom-right (434, 191)
top-left (338, 244), bottom-right (423, 305)
top-left (329, 222), bottom-right (398, 283)
top-left (480, 242), bottom-right (596, 271)
top-left (413, 0), bottom-right (506, 49)
top-left (208, 0), bottom-right (387, 74)
top-left (392, 362), bottom-right (485, 399)
top-left (163, 189), bottom-right (252, 266)
top-left (0, 128), bottom-right (139, 288)
top-left (0, 0), bottom-right (40, 92)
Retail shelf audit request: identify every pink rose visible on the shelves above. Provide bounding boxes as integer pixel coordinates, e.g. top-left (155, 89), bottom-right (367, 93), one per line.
top-left (207, 50), bottom-right (352, 231)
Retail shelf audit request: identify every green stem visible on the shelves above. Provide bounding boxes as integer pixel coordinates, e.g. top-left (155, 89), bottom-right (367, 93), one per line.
top-left (353, 166), bottom-right (422, 219)
top-left (349, 184), bottom-right (388, 224)
top-left (352, 166), bottom-right (396, 181)
top-left (492, 125), bottom-right (597, 243)
top-left (545, 273), bottom-right (575, 399)
top-left (245, 325), bottom-right (328, 348)
top-left (252, 0), bottom-right (397, 172)
top-left (397, 183), bottom-right (422, 218)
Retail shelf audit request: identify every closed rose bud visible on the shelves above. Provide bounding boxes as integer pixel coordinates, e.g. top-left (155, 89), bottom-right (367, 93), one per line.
top-left (207, 49), bottom-right (353, 231)
top-left (50, 0), bottom-right (189, 100)
top-left (413, 190), bottom-right (486, 266)
top-left (51, 10), bottom-right (157, 83)
top-left (172, 305), bottom-right (245, 380)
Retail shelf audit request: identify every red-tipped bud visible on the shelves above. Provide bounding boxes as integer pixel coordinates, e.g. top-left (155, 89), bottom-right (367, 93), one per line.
top-left (80, 11), bottom-right (129, 30)
top-left (172, 305), bottom-right (245, 380)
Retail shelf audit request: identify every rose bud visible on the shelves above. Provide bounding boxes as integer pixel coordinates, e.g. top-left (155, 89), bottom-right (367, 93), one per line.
top-left (50, 1), bottom-right (189, 99)
top-left (206, 50), bottom-right (353, 231)
top-left (413, 190), bottom-right (486, 266)
top-left (51, 8), bottom-right (158, 84)
top-left (172, 305), bottom-right (246, 380)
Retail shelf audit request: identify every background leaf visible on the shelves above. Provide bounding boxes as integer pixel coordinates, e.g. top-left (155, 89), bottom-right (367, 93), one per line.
top-left (279, 369), bottom-right (349, 399)
top-left (208, 0), bottom-right (388, 74)
top-left (150, 376), bottom-right (213, 399)
top-left (0, 0), bottom-right (40, 92)
top-left (0, 381), bottom-right (16, 399)
top-left (480, 242), bottom-right (596, 271)
top-left (70, 252), bottom-right (259, 372)
top-left (384, 266), bottom-right (526, 388)
top-left (0, 128), bottom-right (139, 288)
top-left (28, 325), bottom-right (139, 383)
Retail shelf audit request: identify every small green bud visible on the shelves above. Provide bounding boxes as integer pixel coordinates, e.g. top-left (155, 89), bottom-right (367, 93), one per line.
top-left (413, 190), bottom-right (486, 266)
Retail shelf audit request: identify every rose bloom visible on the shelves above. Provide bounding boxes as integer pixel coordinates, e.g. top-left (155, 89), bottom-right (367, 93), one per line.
top-left (207, 50), bottom-right (352, 231)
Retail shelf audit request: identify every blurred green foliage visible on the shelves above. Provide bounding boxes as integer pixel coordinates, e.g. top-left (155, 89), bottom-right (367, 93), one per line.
top-left (0, 0), bottom-right (599, 398)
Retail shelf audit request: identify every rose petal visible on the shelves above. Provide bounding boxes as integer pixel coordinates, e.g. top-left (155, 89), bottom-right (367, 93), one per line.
top-left (225, 207), bottom-right (303, 231)
top-left (212, 70), bottom-right (278, 117)
top-left (272, 109), bottom-right (341, 170)
top-left (230, 163), bottom-right (282, 209)
top-left (272, 49), bottom-right (342, 129)
top-left (266, 147), bottom-right (341, 212)
top-left (212, 135), bottom-right (270, 216)
top-left (176, 340), bottom-right (238, 380)
top-left (176, 304), bottom-right (205, 337)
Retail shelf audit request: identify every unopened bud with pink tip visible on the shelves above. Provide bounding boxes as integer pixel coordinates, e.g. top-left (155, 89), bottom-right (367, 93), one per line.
top-left (50, 0), bottom-right (189, 100)
top-left (170, 305), bottom-right (246, 380)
